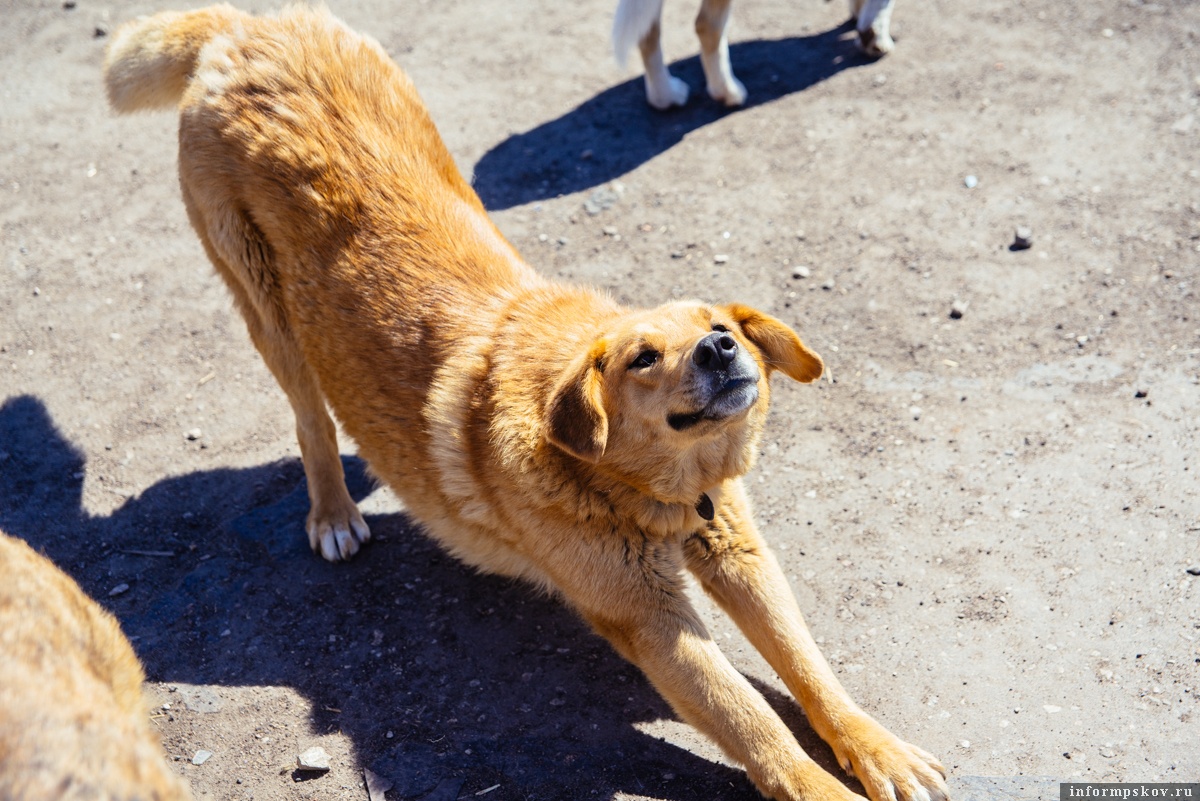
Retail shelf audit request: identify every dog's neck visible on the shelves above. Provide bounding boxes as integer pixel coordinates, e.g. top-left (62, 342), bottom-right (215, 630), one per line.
top-left (584, 463), bottom-right (728, 537)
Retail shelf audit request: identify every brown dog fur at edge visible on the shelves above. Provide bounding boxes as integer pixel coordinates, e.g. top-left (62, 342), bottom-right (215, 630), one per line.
top-left (102, 7), bottom-right (948, 801)
top-left (0, 532), bottom-right (192, 801)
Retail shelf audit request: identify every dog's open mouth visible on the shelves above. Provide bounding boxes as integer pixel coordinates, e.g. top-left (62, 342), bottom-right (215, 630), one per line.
top-left (668, 377), bottom-right (759, 431)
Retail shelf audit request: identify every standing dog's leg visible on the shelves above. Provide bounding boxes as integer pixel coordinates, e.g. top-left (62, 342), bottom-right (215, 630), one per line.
top-left (548, 537), bottom-right (863, 801)
top-left (614, 0), bottom-right (689, 108)
top-left (684, 483), bottom-right (948, 801)
top-left (639, 18), bottom-right (691, 109)
top-left (178, 182), bottom-right (370, 562)
top-left (695, 0), bottom-right (746, 106)
top-left (849, 0), bottom-right (896, 57)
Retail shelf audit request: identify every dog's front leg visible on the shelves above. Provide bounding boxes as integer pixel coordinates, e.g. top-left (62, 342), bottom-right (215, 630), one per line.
top-left (555, 536), bottom-right (862, 801)
top-left (683, 482), bottom-right (948, 801)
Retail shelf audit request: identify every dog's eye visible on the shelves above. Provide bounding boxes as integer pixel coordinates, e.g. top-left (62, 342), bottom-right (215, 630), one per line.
top-left (712, 324), bottom-right (729, 332)
top-left (629, 349), bottom-right (660, 369)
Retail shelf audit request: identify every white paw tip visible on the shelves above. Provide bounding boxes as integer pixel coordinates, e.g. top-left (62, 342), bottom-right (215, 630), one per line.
top-left (708, 78), bottom-right (748, 107)
top-left (319, 531), bottom-right (340, 562)
top-left (352, 517), bottom-right (372, 543)
top-left (858, 29), bottom-right (895, 58)
top-left (334, 526), bottom-right (359, 560)
top-left (646, 75), bottom-right (689, 109)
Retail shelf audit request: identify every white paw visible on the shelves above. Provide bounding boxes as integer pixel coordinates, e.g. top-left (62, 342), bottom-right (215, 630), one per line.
top-left (708, 75), bottom-right (747, 107)
top-left (308, 508), bottom-right (371, 562)
top-left (858, 27), bottom-right (895, 58)
top-left (646, 75), bottom-right (689, 109)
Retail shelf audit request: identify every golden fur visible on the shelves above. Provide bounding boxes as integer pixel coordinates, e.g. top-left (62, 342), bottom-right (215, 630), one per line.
top-left (102, 6), bottom-right (947, 800)
top-left (0, 532), bottom-right (191, 801)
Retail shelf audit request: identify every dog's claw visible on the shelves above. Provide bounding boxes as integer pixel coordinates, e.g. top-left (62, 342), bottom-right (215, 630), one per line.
top-left (308, 507), bottom-right (371, 562)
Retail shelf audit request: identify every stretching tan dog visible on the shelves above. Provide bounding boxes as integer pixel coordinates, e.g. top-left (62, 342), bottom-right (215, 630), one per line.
top-left (103, 6), bottom-right (946, 800)
top-left (0, 532), bottom-right (191, 801)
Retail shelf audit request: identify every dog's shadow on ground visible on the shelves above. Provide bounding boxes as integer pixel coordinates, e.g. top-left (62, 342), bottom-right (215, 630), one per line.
top-left (472, 21), bottom-right (871, 211)
top-left (0, 394), bottom-right (860, 801)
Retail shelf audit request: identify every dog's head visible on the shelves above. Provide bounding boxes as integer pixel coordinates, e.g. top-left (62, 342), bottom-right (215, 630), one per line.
top-left (545, 301), bottom-right (822, 502)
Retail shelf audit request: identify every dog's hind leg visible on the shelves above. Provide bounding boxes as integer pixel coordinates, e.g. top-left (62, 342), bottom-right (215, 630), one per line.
top-left (683, 483), bottom-right (948, 801)
top-left (179, 184), bottom-right (370, 562)
top-left (695, 0), bottom-right (746, 106)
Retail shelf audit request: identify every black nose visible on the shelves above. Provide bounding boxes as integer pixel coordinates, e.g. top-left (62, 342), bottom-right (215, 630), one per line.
top-left (693, 331), bottom-right (738, 371)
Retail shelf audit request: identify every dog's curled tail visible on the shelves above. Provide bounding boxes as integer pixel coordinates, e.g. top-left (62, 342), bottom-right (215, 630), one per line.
top-left (612, 0), bottom-right (663, 68)
top-left (103, 3), bottom-right (244, 112)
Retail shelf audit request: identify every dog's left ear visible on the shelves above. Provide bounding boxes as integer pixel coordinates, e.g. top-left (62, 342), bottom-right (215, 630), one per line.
top-left (545, 341), bottom-right (609, 463)
top-left (720, 303), bottom-right (824, 383)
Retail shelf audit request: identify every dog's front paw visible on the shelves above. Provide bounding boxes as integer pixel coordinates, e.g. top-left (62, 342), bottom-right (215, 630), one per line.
top-left (834, 715), bottom-right (948, 801)
top-left (646, 74), bottom-right (690, 110)
top-left (707, 74), bottom-right (747, 107)
top-left (307, 504), bottom-right (371, 562)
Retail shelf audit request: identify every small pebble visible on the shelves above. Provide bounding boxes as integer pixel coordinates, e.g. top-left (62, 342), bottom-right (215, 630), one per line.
top-left (791, 266), bottom-right (811, 279)
top-left (93, 24), bottom-right (107, 37)
top-left (108, 583), bottom-right (129, 597)
top-left (1099, 747), bottom-right (1117, 758)
top-left (821, 278), bottom-right (835, 291)
top-left (297, 746), bottom-right (331, 772)
top-left (910, 406), bottom-right (922, 420)
top-left (1186, 566), bottom-right (1200, 576)
top-left (949, 300), bottom-right (968, 319)
top-left (192, 750), bottom-right (212, 766)
top-left (1134, 389), bottom-right (1148, 399)
top-left (1012, 226), bottom-right (1033, 250)
top-left (63, 0), bottom-right (76, 8)
top-left (713, 254), bottom-right (729, 264)
top-left (964, 175), bottom-right (978, 189)
top-left (185, 428), bottom-right (202, 441)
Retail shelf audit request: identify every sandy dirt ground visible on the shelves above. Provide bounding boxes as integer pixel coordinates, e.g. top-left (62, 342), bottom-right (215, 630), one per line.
top-left (1, 0), bottom-right (1198, 799)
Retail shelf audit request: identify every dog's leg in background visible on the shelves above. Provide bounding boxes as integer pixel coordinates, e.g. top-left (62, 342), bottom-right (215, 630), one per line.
top-left (695, 0), bottom-right (746, 106)
top-left (684, 484), bottom-right (949, 801)
top-left (849, 0), bottom-right (896, 57)
top-left (614, 0), bottom-right (689, 109)
top-left (178, 183), bottom-right (370, 563)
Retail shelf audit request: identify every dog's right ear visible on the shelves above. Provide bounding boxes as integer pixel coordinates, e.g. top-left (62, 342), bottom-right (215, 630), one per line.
top-left (545, 341), bottom-right (609, 463)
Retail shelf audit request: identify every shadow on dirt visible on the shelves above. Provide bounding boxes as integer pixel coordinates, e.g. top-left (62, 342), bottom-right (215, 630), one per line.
top-left (0, 393), bottom-right (858, 800)
top-left (472, 21), bottom-right (872, 211)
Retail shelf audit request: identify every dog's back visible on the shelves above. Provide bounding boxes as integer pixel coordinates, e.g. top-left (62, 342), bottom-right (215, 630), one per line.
top-left (0, 532), bottom-right (191, 801)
